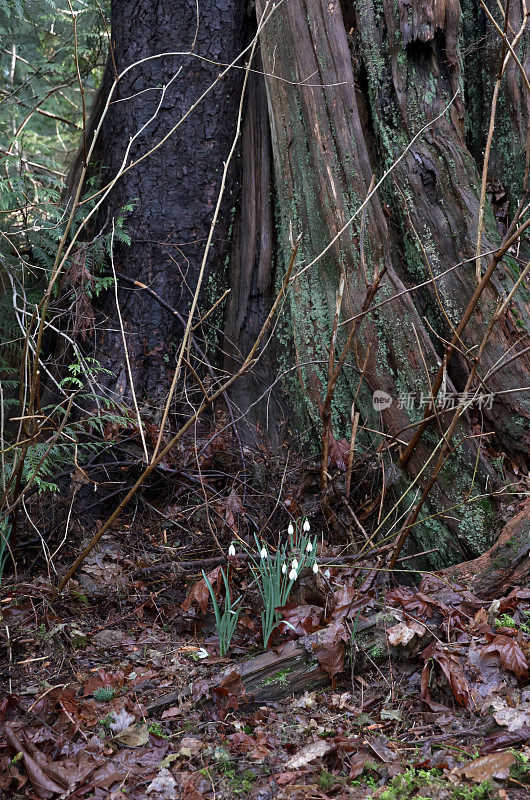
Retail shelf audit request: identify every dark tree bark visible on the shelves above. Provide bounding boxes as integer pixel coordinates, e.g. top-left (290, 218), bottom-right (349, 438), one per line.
top-left (222, 61), bottom-right (278, 443)
top-left (81, 0), bottom-right (529, 566)
top-left (94, 0), bottom-right (247, 411)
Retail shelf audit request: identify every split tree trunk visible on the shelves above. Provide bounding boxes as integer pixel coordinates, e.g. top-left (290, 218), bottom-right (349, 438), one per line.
top-left (222, 62), bottom-right (279, 443)
top-left (76, 0), bottom-right (529, 565)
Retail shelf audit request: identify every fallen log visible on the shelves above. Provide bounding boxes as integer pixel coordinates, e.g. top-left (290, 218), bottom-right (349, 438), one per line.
top-left (147, 639), bottom-right (328, 716)
top-left (133, 546), bottom-right (393, 580)
top-left (147, 612), bottom-right (433, 716)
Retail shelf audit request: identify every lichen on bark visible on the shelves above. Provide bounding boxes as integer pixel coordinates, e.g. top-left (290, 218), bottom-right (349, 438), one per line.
top-left (255, 0), bottom-right (529, 562)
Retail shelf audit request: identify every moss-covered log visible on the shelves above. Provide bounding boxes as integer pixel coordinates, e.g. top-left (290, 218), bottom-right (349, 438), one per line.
top-left (146, 612), bottom-right (433, 713)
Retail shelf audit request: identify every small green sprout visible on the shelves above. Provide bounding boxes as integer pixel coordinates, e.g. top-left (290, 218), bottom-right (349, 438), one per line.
top-left (494, 614), bottom-right (517, 628)
top-left (93, 686), bottom-right (116, 702)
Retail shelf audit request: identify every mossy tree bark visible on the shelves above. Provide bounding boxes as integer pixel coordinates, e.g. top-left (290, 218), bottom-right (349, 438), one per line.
top-left (255, 0), bottom-right (529, 563)
top-left (80, 0), bottom-right (528, 566)
top-left (441, 499), bottom-right (530, 597)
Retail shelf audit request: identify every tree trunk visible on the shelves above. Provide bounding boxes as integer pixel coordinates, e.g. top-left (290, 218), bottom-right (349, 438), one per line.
top-left (222, 60), bottom-right (280, 444)
top-left (254, 0), bottom-right (529, 562)
top-left (94, 0), bottom-right (247, 412)
top-left (441, 499), bottom-right (530, 597)
top-left (84, 0), bottom-right (528, 564)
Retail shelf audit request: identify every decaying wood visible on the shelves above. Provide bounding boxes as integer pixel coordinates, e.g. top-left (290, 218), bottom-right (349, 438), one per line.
top-left (440, 500), bottom-right (530, 598)
top-left (146, 612), bottom-right (434, 716)
top-left (146, 640), bottom-right (324, 715)
top-left (132, 546), bottom-right (396, 581)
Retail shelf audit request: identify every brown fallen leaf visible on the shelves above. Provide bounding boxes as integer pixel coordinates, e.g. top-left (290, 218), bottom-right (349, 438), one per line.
top-left (0, 694), bottom-right (19, 724)
top-left (180, 771), bottom-right (206, 800)
top-left (228, 731), bottom-right (271, 760)
top-left (113, 722), bottom-right (150, 748)
top-left (278, 602), bottom-right (323, 636)
top-left (485, 698), bottom-right (530, 731)
top-left (181, 566), bottom-right (223, 614)
top-left (5, 725), bottom-right (66, 799)
top-left (330, 582), bottom-right (373, 622)
top-left (451, 750), bottom-right (515, 782)
top-left (162, 704), bottom-right (189, 720)
top-left (275, 770), bottom-right (303, 786)
top-left (327, 430), bottom-right (350, 471)
top-left (211, 670), bottom-right (246, 712)
top-left (367, 735), bottom-right (397, 763)
top-left (479, 635), bottom-right (529, 681)
top-left (481, 727), bottom-right (530, 754)
top-left (178, 736), bottom-right (203, 757)
top-left (309, 620), bottom-right (349, 681)
top-left (421, 642), bottom-right (472, 709)
top-left (90, 741), bottom-right (170, 790)
top-left (348, 750), bottom-right (373, 779)
top-left (387, 620), bottom-right (426, 646)
top-left (285, 739), bottom-right (335, 769)
top-left (218, 487), bottom-right (243, 536)
top-left (5, 724), bottom-right (103, 799)
top-left (498, 586), bottom-right (530, 614)
top-left (386, 586), bottom-right (436, 618)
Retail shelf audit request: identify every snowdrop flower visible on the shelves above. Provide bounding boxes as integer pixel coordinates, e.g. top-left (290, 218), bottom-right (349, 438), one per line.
top-left (289, 568), bottom-right (298, 581)
top-left (303, 519), bottom-right (310, 532)
top-left (282, 563), bottom-right (287, 574)
top-left (260, 547), bottom-right (268, 559)
top-left (291, 558), bottom-right (299, 571)
top-left (228, 544), bottom-right (236, 557)
top-left (312, 562), bottom-right (319, 574)
top-left (287, 522), bottom-right (294, 536)
top-left (324, 569), bottom-right (331, 579)
top-left (306, 541), bottom-right (313, 553)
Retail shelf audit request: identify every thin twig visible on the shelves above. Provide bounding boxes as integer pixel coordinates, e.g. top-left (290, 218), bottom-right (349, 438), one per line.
top-left (109, 220), bottom-right (149, 463)
top-left (53, 234), bottom-right (300, 596)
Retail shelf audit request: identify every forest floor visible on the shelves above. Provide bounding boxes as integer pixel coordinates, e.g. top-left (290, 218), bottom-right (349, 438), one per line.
top-left (1, 512), bottom-right (530, 800)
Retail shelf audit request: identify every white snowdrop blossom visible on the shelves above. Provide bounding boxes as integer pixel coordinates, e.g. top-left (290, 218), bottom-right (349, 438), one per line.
top-left (228, 544), bottom-right (236, 557)
top-left (312, 562), bottom-right (319, 574)
top-left (306, 541), bottom-right (313, 553)
top-left (291, 558), bottom-right (299, 571)
top-left (289, 568), bottom-right (298, 581)
top-left (282, 563), bottom-right (287, 574)
top-left (303, 519), bottom-right (310, 532)
top-left (260, 547), bottom-right (268, 559)
top-left (287, 522), bottom-right (294, 536)
top-left (324, 569), bottom-right (331, 579)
